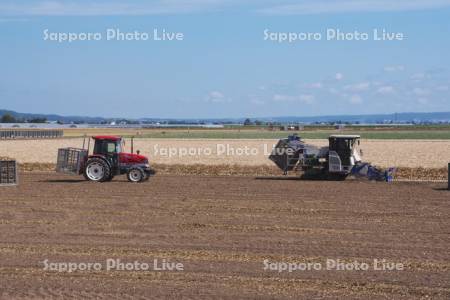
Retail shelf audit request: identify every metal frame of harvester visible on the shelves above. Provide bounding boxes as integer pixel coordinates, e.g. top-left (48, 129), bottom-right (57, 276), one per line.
top-left (269, 134), bottom-right (394, 181)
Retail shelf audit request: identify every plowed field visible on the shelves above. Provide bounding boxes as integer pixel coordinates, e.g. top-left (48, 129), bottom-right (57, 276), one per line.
top-left (0, 173), bottom-right (449, 299)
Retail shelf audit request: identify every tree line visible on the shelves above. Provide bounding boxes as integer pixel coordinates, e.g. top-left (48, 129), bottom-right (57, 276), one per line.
top-left (0, 113), bottom-right (47, 123)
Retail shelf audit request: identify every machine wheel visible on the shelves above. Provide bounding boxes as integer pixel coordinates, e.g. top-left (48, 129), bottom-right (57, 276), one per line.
top-left (84, 158), bottom-right (111, 182)
top-left (127, 167), bottom-right (145, 183)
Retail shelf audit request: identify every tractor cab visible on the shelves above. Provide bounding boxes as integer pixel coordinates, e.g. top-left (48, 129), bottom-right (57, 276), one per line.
top-left (92, 136), bottom-right (123, 156)
top-left (328, 135), bottom-right (362, 173)
top-left (91, 136), bottom-right (123, 175)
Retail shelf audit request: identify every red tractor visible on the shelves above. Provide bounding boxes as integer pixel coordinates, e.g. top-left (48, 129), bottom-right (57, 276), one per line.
top-left (56, 135), bottom-right (155, 183)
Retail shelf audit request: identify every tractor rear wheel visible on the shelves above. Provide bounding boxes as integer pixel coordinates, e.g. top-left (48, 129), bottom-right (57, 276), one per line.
top-left (127, 167), bottom-right (145, 183)
top-left (84, 158), bottom-right (111, 182)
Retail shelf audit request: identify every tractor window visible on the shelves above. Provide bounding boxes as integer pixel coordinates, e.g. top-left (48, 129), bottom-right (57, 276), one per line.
top-left (93, 139), bottom-right (121, 155)
top-left (106, 143), bottom-right (116, 153)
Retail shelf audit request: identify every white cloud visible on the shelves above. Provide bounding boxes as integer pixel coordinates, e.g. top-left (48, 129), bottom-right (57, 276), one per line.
top-left (417, 98), bottom-right (429, 105)
top-left (377, 86), bottom-right (395, 94)
top-left (249, 95), bottom-right (265, 105)
top-left (412, 87), bottom-right (430, 96)
top-left (344, 82), bottom-right (370, 92)
top-left (258, 0), bottom-right (450, 15)
top-left (299, 94), bottom-right (315, 104)
top-left (273, 94), bottom-right (295, 102)
top-left (273, 94), bottom-right (314, 104)
top-left (411, 72), bottom-right (429, 81)
top-left (329, 88), bottom-right (339, 95)
top-left (383, 65), bottom-right (405, 72)
top-left (306, 82), bottom-right (323, 89)
top-left (348, 94), bottom-right (363, 104)
top-left (335, 73), bottom-right (344, 81)
top-left (205, 91), bottom-right (230, 103)
top-left (436, 85), bottom-right (449, 91)
top-left (211, 91), bottom-right (224, 98)
top-left (251, 99), bottom-right (265, 105)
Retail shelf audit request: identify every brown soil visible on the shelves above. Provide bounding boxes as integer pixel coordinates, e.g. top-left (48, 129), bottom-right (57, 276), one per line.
top-left (0, 173), bottom-right (449, 299)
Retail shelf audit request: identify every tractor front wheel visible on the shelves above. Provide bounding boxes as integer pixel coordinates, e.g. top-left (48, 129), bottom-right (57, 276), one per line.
top-left (127, 167), bottom-right (145, 183)
top-left (84, 158), bottom-right (111, 182)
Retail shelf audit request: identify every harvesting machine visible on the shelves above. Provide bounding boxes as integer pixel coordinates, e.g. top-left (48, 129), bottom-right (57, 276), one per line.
top-left (56, 136), bottom-right (155, 182)
top-left (269, 134), bottom-right (394, 181)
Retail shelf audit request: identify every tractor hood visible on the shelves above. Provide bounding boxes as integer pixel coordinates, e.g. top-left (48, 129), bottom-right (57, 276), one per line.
top-left (119, 153), bottom-right (149, 164)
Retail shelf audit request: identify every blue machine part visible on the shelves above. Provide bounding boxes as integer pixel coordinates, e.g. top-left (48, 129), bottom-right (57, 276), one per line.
top-left (351, 163), bottom-right (395, 182)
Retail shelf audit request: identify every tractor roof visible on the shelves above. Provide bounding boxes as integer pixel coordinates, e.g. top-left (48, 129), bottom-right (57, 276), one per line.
top-left (329, 135), bottom-right (361, 139)
top-left (92, 135), bottom-right (122, 141)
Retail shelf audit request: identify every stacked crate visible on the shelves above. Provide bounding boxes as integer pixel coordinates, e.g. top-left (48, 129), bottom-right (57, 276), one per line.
top-left (0, 160), bottom-right (18, 186)
top-left (56, 148), bottom-right (88, 175)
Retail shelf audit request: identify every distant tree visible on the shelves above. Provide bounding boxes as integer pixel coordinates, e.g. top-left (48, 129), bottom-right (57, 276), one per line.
top-left (254, 120), bottom-right (263, 126)
top-left (28, 117), bottom-right (47, 123)
top-left (243, 118), bottom-right (252, 126)
top-left (1, 114), bottom-right (16, 123)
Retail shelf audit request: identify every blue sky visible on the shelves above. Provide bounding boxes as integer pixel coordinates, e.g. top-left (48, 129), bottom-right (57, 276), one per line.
top-left (0, 0), bottom-right (449, 119)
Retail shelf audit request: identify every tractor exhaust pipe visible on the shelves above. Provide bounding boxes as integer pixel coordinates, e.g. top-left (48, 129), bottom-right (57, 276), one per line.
top-left (131, 136), bottom-right (134, 154)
